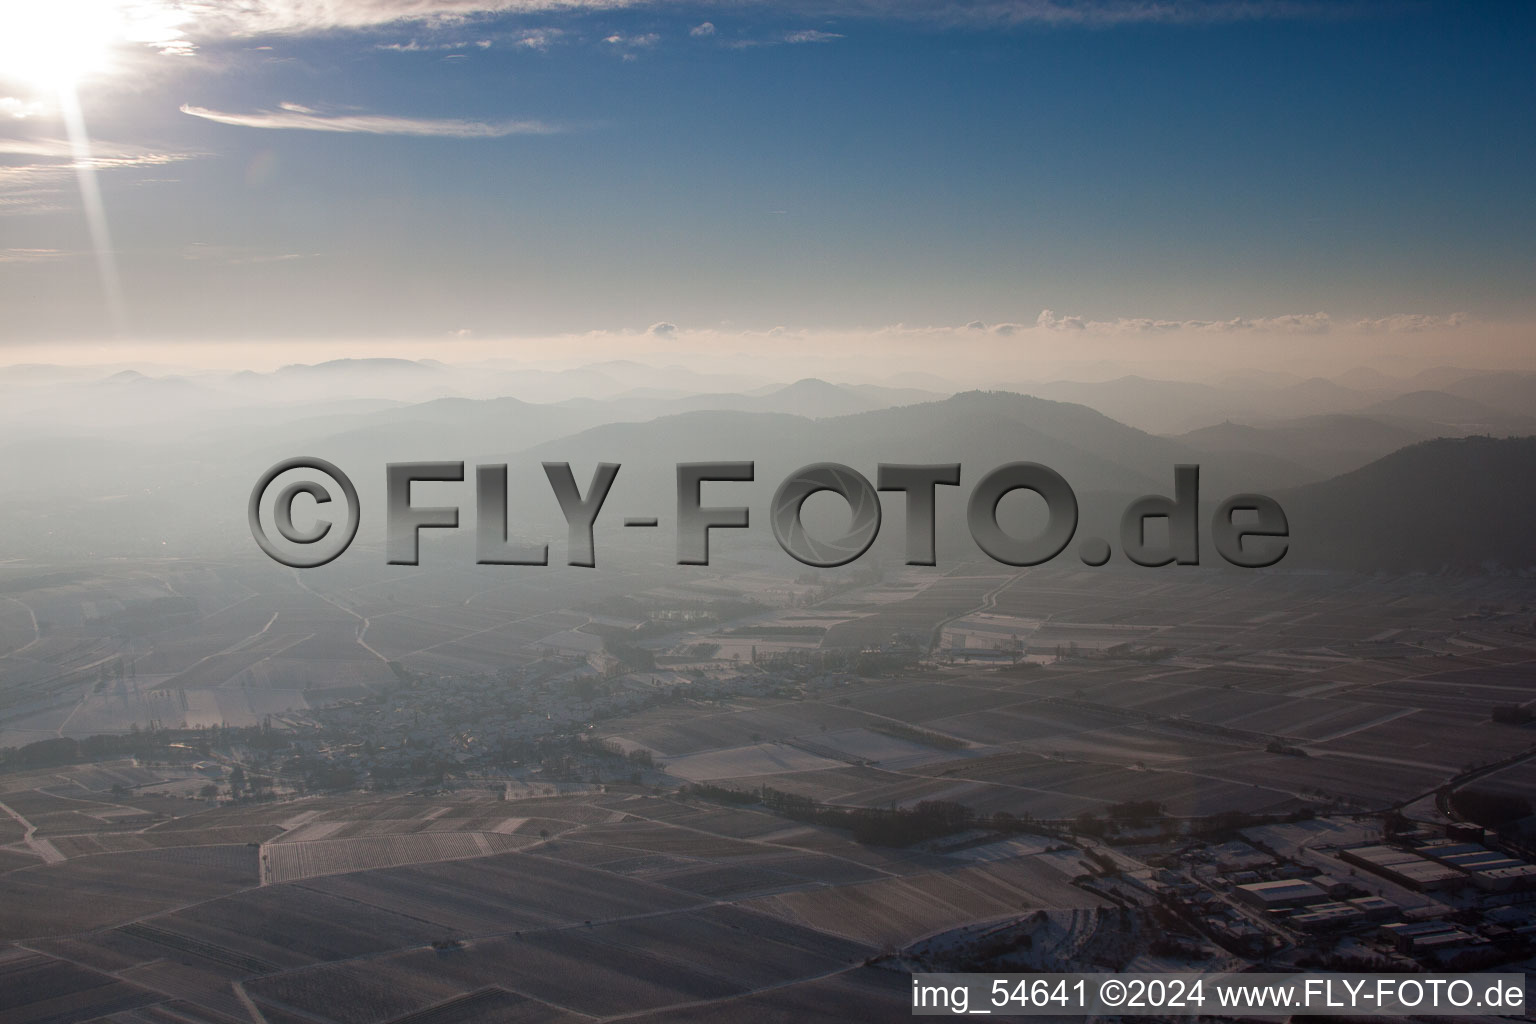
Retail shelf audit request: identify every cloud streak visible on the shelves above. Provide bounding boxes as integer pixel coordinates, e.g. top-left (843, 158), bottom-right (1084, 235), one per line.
top-left (783, 29), bottom-right (843, 43)
top-left (867, 310), bottom-right (1475, 341)
top-left (0, 138), bottom-right (198, 215)
top-left (1032, 308), bottom-right (1336, 335)
top-left (179, 103), bottom-right (559, 137)
top-left (1352, 312), bottom-right (1471, 334)
top-left (0, 248), bottom-right (71, 263)
top-left (112, 0), bottom-right (1362, 57)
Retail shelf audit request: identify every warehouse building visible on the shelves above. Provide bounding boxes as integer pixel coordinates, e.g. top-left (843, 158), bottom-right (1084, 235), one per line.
top-left (1414, 840), bottom-right (1536, 890)
top-left (1233, 879), bottom-right (1327, 910)
top-left (1289, 902), bottom-right (1362, 931)
top-left (1339, 844), bottom-right (1465, 891)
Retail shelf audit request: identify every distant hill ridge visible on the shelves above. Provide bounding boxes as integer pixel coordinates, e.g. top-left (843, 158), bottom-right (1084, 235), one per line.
top-left (1281, 436), bottom-right (1536, 572)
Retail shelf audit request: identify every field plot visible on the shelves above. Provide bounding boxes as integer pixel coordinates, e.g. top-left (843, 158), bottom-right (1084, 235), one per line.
top-left (0, 787), bottom-right (123, 820)
top-left (0, 599), bottom-right (37, 657)
top-left (262, 831), bottom-right (529, 883)
top-left (1471, 757), bottom-right (1536, 802)
top-left (662, 742), bottom-right (846, 781)
top-left (243, 958), bottom-right (468, 1024)
top-left (642, 860), bottom-right (815, 899)
top-left (836, 772), bottom-right (1098, 820)
top-left (117, 958), bottom-right (253, 1020)
top-left (543, 820), bottom-right (773, 859)
top-left (54, 684), bottom-right (313, 735)
top-left (924, 704), bottom-right (1130, 747)
top-left (616, 800), bottom-right (799, 839)
top-left (124, 882), bottom-right (449, 972)
top-left (0, 761), bottom-right (158, 797)
top-left (301, 850), bottom-right (708, 935)
top-left (614, 700), bottom-right (894, 757)
top-left (383, 987), bottom-right (591, 1024)
top-left (249, 900), bottom-right (875, 1022)
top-left (821, 571), bottom-right (1008, 649)
top-left (1313, 709), bottom-right (1530, 770)
top-left (619, 965), bottom-right (910, 1024)
top-left (0, 845), bottom-right (257, 941)
top-left (1175, 750), bottom-right (1443, 807)
top-left (838, 679), bottom-right (1029, 722)
top-left (157, 630), bottom-right (314, 691)
top-left (0, 948), bottom-right (160, 1024)
top-left (277, 813), bottom-right (529, 841)
top-left (746, 855), bottom-right (1101, 949)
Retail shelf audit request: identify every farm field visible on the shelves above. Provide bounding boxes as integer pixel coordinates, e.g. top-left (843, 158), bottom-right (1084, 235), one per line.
top-left (261, 831), bottom-right (533, 883)
top-left (2, 556), bottom-right (1536, 1019)
top-left (0, 779), bottom-right (1129, 1022)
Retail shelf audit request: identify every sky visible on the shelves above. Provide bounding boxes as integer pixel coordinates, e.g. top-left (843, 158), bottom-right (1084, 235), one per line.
top-left (0, 0), bottom-right (1533, 375)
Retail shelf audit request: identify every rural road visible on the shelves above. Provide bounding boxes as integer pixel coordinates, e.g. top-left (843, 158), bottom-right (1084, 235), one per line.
top-left (0, 798), bottom-right (65, 864)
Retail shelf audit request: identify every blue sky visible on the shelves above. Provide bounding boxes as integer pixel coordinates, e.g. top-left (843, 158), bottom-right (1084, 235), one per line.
top-left (0, 1), bottom-right (1532, 369)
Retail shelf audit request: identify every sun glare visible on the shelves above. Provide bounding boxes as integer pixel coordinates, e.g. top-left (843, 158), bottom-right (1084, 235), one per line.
top-left (0, 0), bottom-right (124, 94)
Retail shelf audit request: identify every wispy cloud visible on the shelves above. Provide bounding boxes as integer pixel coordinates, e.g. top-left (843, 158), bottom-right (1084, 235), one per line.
top-left (1, 97), bottom-right (48, 119)
top-left (172, 0), bottom-right (1353, 38)
top-left (179, 103), bottom-right (559, 137)
top-left (187, 1), bottom-right (640, 38)
top-left (377, 38), bottom-right (493, 52)
top-left (813, 0), bottom-right (1355, 29)
top-left (604, 31), bottom-right (660, 46)
top-left (0, 138), bottom-right (198, 215)
top-left (512, 27), bottom-right (565, 49)
top-left (689, 21), bottom-right (716, 37)
top-left (602, 30), bottom-right (660, 59)
top-left (181, 242), bottom-right (320, 265)
top-left (969, 309), bottom-right (1477, 338)
top-left (1352, 312), bottom-right (1471, 334)
top-left (0, 248), bottom-right (71, 263)
top-left (0, 138), bottom-right (189, 161)
top-left (1033, 308), bottom-right (1335, 334)
top-left (783, 29), bottom-right (843, 43)
top-left (723, 27), bottom-right (846, 50)
top-left (56, 0), bottom-right (1362, 66)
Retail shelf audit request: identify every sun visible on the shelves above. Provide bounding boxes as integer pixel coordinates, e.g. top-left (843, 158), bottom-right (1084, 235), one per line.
top-left (0, 0), bottom-right (125, 95)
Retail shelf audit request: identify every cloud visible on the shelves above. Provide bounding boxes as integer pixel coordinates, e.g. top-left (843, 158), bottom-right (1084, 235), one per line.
top-left (1352, 312), bottom-right (1471, 334)
top-left (171, 0), bottom-right (1352, 38)
top-left (186, 1), bottom-right (642, 38)
top-left (0, 138), bottom-right (194, 163)
top-left (377, 37), bottom-right (494, 51)
top-left (0, 189), bottom-right (67, 215)
top-left (179, 103), bottom-right (558, 137)
top-left (646, 321), bottom-right (678, 336)
top-left (818, 0), bottom-right (1354, 29)
top-left (0, 248), bottom-right (70, 263)
top-left (0, 138), bottom-right (199, 215)
top-left (1035, 308), bottom-right (1334, 334)
top-left (604, 32), bottom-right (660, 47)
top-left (723, 27), bottom-right (846, 50)
top-left (62, 0), bottom-right (1362, 65)
top-left (1021, 309), bottom-right (1469, 337)
top-left (690, 21), bottom-right (715, 37)
top-left (181, 243), bottom-right (319, 264)
top-left (1, 97), bottom-right (47, 119)
top-left (783, 29), bottom-right (843, 43)
top-left (512, 28), bottom-right (564, 49)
